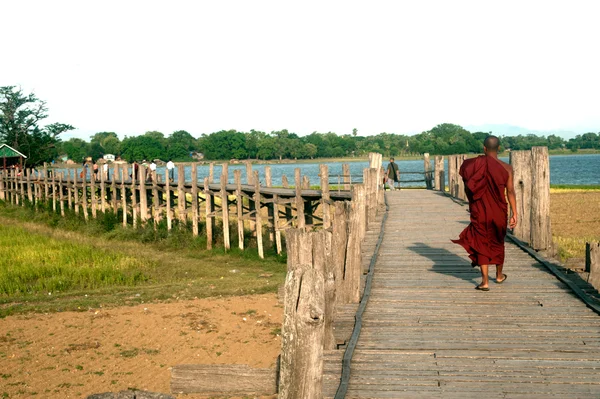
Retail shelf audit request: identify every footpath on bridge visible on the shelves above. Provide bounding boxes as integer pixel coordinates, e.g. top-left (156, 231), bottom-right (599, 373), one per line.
top-left (324, 189), bottom-right (600, 398)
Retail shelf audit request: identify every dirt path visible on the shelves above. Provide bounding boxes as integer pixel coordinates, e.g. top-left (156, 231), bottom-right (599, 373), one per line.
top-left (0, 294), bottom-right (282, 399)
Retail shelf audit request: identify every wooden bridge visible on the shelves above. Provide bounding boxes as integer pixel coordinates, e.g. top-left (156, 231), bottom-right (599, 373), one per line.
top-left (322, 189), bottom-right (600, 398)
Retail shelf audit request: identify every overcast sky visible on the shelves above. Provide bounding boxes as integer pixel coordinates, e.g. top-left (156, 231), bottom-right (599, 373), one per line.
top-left (2, 0), bottom-right (598, 140)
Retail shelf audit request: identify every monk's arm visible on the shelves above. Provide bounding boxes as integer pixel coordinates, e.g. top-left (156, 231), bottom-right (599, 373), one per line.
top-left (506, 166), bottom-right (518, 228)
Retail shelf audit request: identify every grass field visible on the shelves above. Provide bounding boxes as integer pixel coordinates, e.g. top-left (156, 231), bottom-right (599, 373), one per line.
top-left (0, 208), bottom-right (286, 318)
top-left (550, 190), bottom-right (600, 263)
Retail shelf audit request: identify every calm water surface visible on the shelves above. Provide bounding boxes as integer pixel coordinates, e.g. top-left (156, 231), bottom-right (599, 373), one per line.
top-left (59, 154), bottom-right (600, 187)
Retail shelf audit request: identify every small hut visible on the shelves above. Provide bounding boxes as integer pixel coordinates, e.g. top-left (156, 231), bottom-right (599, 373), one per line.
top-left (0, 144), bottom-right (27, 169)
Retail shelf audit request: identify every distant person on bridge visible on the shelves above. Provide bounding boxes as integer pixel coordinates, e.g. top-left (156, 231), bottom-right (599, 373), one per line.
top-left (386, 157), bottom-right (400, 191)
top-left (452, 136), bottom-right (518, 291)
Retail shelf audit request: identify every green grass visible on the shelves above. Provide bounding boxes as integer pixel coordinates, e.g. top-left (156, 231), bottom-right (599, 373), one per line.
top-left (550, 184), bottom-right (600, 192)
top-left (0, 223), bottom-right (149, 296)
top-left (0, 201), bottom-right (286, 318)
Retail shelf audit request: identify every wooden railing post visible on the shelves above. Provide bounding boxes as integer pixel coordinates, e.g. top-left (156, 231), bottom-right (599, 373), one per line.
top-left (530, 146), bottom-right (551, 251)
top-left (294, 168), bottom-right (305, 228)
top-left (177, 164), bottom-right (186, 223)
top-left (587, 243), bottom-right (600, 290)
top-left (234, 170), bottom-right (244, 250)
top-left (320, 164), bottom-right (331, 229)
top-left (434, 155), bottom-right (444, 191)
top-left (342, 163), bottom-right (351, 190)
top-left (280, 229), bottom-right (325, 399)
top-left (423, 153), bottom-right (432, 190)
top-left (191, 163), bottom-right (199, 235)
top-left (254, 170), bottom-right (264, 259)
top-left (510, 150), bottom-right (533, 244)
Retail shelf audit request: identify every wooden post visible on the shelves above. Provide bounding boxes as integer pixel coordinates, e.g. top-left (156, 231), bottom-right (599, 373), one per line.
top-left (332, 201), bottom-right (349, 303)
top-left (234, 170), bottom-right (244, 250)
top-left (423, 153), bottom-right (432, 190)
top-left (587, 243), bottom-right (600, 290)
top-left (111, 165), bottom-right (118, 213)
top-left (366, 168), bottom-right (378, 225)
top-left (131, 165), bottom-right (138, 227)
top-left (221, 172), bottom-right (230, 250)
top-left (342, 163), bottom-right (350, 190)
top-left (152, 170), bottom-right (160, 228)
top-left (302, 175), bottom-right (310, 190)
top-left (530, 146), bottom-right (551, 251)
top-left (457, 154), bottom-right (467, 200)
top-left (72, 170), bottom-right (78, 215)
top-left (165, 168), bottom-right (172, 231)
top-left (254, 171), bottom-right (264, 259)
top-left (204, 178), bottom-right (213, 250)
top-left (447, 155), bottom-right (456, 197)
top-left (343, 184), bottom-right (365, 303)
top-left (100, 166), bottom-right (107, 213)
top-left (90, 165), bottom-right (97, 219)
top-left (294, 168), bottom-right (305, 228)
top-left (280, 232), bottom-right (325, 399)
top-left (17, 169), bottom-right (23, 206)
top-left (246, 163), bottom-right (256, 233)
top-left (434, 155), bottom-right (444, 191)
top-left (246, 161), bottom-right (254, 185)
top-left (121, 166), bottom-right (127, 227)
top-left (81, 174), bottom-right (89, 221)
top-left (51, 172), bottom-right (56, 212)
top-left (265, 166), bottom-right (275, 243)
top-left (139, 166), bottom-right (148, 224)
top-left (281, 174), bottom-right (289, 188)
top-left (177, 164), bottom-right (186, 223)
top-left (58, 174), bottom-right (65, 216)
top-left (191, 164), bottom-right (199, 235)
top-left (510, 150), bottom-right (532, 243)
top-left (320, 165), bottom-right (331, 229)
top-left (26, 168), bottom-right (33, 203)
top-left (313, 229), bottom-right (336, 350)
top-left (43, 163), bottom-right (49, 200)
top-left (209, 163), bottom-right (214, 183)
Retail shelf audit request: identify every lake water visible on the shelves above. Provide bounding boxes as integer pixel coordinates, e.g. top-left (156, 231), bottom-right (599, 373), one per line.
top-left (59, 154), bottom-right (600, 187)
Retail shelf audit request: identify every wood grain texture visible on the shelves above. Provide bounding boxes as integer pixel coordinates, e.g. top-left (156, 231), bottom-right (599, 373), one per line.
top-left (170, 364), bottom-right (276, 395)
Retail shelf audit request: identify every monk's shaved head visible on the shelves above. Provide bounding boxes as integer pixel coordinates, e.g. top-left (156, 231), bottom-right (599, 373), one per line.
top-left (484, 135), bottom-right (500, 152)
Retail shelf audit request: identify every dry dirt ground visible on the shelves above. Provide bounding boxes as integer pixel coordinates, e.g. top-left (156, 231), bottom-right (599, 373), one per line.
top-left (0, 294), bottom-right (282, 399)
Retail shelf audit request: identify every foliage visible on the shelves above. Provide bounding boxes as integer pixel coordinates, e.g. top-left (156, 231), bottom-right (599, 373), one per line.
top-left (0, 86), bottom-right (74, 165)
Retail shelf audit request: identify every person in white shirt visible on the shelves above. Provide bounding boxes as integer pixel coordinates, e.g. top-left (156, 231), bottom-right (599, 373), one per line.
top-left (149, 160), bottom-right (157, 182)
top-left (166, 159), bottom-right (175, 182)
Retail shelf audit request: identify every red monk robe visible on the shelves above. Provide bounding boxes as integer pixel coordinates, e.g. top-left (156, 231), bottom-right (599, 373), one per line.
top-left (452, 155), bottom-right (509, 266)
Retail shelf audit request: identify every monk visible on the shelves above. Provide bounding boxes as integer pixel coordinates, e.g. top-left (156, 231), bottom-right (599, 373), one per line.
top-left (452, 136), bottom-right (518, 291)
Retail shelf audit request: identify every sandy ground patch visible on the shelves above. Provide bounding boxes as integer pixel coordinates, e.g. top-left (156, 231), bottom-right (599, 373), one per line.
top-left (0, 294), bottom-right (282, 399)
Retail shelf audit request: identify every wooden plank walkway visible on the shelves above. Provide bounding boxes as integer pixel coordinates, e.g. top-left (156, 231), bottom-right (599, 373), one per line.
top-left (324, 190), bottom-right (600, 398)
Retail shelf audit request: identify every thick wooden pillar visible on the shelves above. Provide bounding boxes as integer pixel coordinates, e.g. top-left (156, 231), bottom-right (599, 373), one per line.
top-left (530, 146), bottom-right (551, 250)
top-left (434, 155), bottom-right (444, 191)
top-left (510, 150), bottom-right (532, 243)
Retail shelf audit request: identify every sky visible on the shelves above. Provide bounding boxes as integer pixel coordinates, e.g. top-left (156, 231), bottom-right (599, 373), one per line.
top-left (2, 0), bottom-right (599, 141)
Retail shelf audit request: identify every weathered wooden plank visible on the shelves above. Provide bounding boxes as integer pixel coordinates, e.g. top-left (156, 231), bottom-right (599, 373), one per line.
top-left (170, 364), bottom-right (276, 395)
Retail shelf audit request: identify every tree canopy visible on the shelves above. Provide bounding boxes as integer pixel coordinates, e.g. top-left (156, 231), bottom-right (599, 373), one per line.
top-left (0, 86), bottom-right (74, 165)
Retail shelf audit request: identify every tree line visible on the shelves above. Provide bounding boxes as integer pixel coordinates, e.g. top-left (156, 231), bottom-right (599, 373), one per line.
top-left (2, 86), bottom-right (599, 166)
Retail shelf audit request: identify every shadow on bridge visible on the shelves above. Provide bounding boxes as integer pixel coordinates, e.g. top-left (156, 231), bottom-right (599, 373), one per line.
top-left (407, 242), bottom-right (479, 287)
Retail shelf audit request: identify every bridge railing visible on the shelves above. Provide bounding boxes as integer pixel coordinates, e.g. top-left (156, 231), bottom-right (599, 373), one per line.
top-left (278, 152), bottom-right (384, 399)
top-left (0, 160), bottom-right (364, 259)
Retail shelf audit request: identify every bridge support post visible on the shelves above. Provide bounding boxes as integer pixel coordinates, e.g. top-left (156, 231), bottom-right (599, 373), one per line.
top-left (510, 150), bottom-right (533, 244)
top-left (530, 146), bottom-right (551, 251)
top-left (424, 153), bottom-right (433, 190)
top-left (434, 155), bottom-right (445, 191)
top-left (280, 229), bottom-right (326, 399)
top-left (587, 243), bottom-right (600, 290)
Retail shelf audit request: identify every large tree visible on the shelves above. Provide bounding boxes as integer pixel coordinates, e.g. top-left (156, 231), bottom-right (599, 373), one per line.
top-left (0, 86), bottom-right (74, 165)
